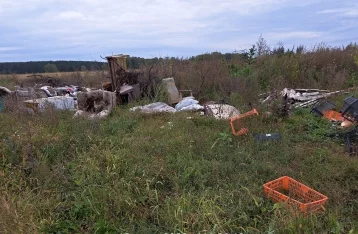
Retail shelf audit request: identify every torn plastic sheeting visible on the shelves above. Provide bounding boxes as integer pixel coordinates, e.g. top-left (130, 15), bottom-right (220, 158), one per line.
top-left (175, 97), bottom-right (198, 111)
top-left (179, 103), bottom-right (204, 111)
top-left (130, 102), bottom-right (176, 113)
top-left (74, 110), bottom-right (111, 119)
top-left (204, 104), bottom-right (240, 120)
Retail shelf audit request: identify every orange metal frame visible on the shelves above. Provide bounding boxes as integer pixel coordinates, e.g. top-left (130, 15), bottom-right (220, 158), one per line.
top-left (230, 109), bottom-right (259, 136)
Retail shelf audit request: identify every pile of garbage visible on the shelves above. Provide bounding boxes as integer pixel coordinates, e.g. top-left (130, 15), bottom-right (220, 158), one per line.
top-left (260, 88), bottom-right (344, 108)
top-left (130, 97), bottom-right (204, 113)
top-left (0, 82), bottom-right (117, 119)
top-left (130, 77), bottom-right (241, 119)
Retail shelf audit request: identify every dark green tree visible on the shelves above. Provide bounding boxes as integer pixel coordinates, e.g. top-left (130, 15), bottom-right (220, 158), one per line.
top-left (44, 63), bottom-right (59, 73)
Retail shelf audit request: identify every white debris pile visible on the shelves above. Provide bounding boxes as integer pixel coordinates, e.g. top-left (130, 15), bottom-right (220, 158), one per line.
top-left (130, 102), bottom-right (176, 113)
top-left (260, 88), bottom-right (345, 108)
top-left (175, 97), bottom-right (204, 111)
top-left (130, 98), bottom-right (204, 114)
top-left (204, 104), bottom-right (240, 119)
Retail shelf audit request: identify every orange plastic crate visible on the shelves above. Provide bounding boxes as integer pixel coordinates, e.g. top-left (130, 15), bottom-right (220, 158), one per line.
top-left (263, 176), bottom-right (328, 213)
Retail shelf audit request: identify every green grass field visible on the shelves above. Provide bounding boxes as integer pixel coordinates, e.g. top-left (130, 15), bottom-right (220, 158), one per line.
top-left (1, 99), bottom-right (358, 233)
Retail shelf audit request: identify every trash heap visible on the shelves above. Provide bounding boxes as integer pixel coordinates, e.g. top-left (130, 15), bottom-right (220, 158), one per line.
top-left (260, 88), bottom-right (344, 108)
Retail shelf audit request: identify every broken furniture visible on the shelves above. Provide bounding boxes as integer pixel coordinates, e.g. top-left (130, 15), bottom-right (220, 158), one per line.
top-left (75, 90), bottom-right (116, 118)
top-left (105, 54), bottom-right (140, 104)
top-left (119, 84), bottom-right (141, 102)
top-left (263, 176), bottom-right (328, 213)
top-left (230, 109), bottom-right (259, 136)
top-left (24, 96), bottom-right (76, 112)
top-left (12, 86), bottom-right (48, 101)
top-left (162, 78), bottom-right (193, 105)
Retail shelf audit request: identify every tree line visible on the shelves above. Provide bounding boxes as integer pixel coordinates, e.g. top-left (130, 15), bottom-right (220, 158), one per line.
top-left (0, 53), bottom-right (250, 74)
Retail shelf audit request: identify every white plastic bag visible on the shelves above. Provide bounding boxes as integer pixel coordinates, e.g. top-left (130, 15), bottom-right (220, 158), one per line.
top-left (175, 97), bottom-right (198, 111)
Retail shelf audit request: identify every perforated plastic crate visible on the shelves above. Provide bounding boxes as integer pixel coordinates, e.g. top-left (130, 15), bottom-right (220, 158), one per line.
top-left (263, 176), bottom-right (328, 213)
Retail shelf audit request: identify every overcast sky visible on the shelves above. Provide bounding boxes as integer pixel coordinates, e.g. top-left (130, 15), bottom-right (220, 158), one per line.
top-left (0, 0), bottom-right (357, 62)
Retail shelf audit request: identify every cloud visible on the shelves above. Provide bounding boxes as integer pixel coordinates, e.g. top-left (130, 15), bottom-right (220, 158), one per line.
top-left (0, 0), bottom-right (357, 61)
top-left (318, 5), bottom-right (358, 18)
top-left (0, 47), bottom-right (22, 51)
top-left (267, 31), bottom-right (322, 40)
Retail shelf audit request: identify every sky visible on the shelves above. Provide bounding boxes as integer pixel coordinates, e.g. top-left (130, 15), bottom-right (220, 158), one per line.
top-left (0, 0), bottom-right (357, 62)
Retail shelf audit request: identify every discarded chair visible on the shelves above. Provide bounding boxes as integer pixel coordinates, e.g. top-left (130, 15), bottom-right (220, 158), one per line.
top-left (230, 109), bottom-right (259, 136)
top-left (162, 78), bottom-right (193, 105)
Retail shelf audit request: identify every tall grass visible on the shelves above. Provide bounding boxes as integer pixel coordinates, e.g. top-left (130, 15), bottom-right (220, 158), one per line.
top-left (1, 42), bottom-right (358, 233)
top-left (0, 102), bottom-right (357, 233)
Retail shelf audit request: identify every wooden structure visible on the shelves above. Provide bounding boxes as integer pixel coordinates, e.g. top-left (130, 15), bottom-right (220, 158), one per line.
top-left (106, 54), bottom-right (129, 92)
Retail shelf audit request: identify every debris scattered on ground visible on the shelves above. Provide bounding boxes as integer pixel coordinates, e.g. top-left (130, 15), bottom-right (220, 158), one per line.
top-left (160, 122), bottom-right (174, 129)
top-left (74, 110), bottom-right (111, 119)
top-left (261, 88), bottom-right (345, 109)
top-left (311, 101), bottom-right (336, 116)
top-left (130, 102), bottom-right (176, 113)
top-left (230, 109), bottom-right (259, 136)
top-left (310, 100), bottom-right (354, 128)
top-left (75, 90), bottom-right (116, 118)
top-left (263, 176), bottom-right (328, 213)
top-left (204, 104), bottom-right (240, 119)
top-left (130, 97), bottom-right (204, 114)
top-left (175, 97), bottom-right (204, 111)
top-left (254, 133), bottom-right (282, 142)
top-left (323, 110), bottom-right (346, 122)
top-left (342, 96), bottom-right (358, 119)
top-left (24, 96), bottom-right (76, 112)
top-left (0, 86), bottom-right (11, 97)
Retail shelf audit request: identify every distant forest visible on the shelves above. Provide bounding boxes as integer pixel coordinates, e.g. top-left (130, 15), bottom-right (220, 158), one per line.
top-left (0, 53), bottom-right (246, 74)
